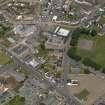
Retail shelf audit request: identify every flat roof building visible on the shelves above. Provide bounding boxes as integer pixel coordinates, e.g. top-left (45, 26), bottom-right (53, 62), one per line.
top-left (23, 55), bottom-right (41, 68)
top-left (45, 36), bottom-right (65, 51)
top-left (25, 58), bottom-right (39, 68)
top-left (52, 26), bottom-right (70, 37)
top-left (45, 35), bottom-right (65, 59)
top-left (57, 28), bottom-right (70, 37)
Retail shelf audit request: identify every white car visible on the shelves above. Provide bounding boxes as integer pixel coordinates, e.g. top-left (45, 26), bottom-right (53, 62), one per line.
top-left (67, 80), bottom-right (80, 86)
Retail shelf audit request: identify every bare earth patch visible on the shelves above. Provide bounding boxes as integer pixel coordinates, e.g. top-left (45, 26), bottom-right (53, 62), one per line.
top-left (65, 74), bottom-right (105, 105)
top-left (78, 39), bottom-right (93, 50)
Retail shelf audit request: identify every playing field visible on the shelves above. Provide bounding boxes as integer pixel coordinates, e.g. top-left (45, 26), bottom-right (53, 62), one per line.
top-left (76, 35), bottom-right (105, 68)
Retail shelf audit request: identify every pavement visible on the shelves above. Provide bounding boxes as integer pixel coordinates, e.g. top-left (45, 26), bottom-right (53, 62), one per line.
top-left (61, 31), bottom-right (73, 85)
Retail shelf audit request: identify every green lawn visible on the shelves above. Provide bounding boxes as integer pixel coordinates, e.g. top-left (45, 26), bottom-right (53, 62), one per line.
top-left (6, 95), bottom-right (25, 105)
top-left (0, 52), bottom-right (11, 65)
top-left (76, 35), bottom-right (105, 68)
top-left (76, 89), bottom-right (90, 101)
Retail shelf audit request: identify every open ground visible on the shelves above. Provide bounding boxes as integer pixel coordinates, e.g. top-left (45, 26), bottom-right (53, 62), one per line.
top-left (65, 74), bottom-right (105, 105)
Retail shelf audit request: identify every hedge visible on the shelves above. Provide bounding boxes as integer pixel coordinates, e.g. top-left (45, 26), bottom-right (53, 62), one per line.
top-left (83, 58), bottom-right (101, 70)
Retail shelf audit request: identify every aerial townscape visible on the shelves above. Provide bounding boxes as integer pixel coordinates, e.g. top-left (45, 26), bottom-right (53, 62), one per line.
top-left (1, 0), bottom-right (105, 105)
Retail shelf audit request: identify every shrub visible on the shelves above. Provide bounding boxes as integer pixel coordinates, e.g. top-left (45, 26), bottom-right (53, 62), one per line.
top-left (84, 69), bottom-right (90, 74)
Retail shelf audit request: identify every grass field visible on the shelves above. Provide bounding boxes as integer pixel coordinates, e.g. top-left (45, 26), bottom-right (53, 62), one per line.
top-left (6, 95), bottom-right (25, 105)
top-left (76, 35), bottom-right (105, 68)
top-left (0, 52), bottom-right (11, 65)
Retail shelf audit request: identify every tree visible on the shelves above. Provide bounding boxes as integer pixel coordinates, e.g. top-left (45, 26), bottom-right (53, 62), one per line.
top-left (68, 47), bottom-right (81, 61)
top-left (0, 24), bottom-right (10, 38)
top-left (90, 29), bottom-right (97, 36)
top-left (39, 43), bottom-right (46, 51)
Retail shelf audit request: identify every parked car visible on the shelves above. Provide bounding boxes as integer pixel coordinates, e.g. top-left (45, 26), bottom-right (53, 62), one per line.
top-left (66, 79), bottom-right (80, 86)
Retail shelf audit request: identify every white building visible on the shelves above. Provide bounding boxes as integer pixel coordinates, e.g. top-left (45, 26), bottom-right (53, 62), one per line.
top-left (54, 26), bottom-right (70, 37)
